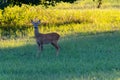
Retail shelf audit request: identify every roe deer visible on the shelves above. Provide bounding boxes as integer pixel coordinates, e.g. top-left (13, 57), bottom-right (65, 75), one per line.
top-left (31, 20), bottom-right (60, 57)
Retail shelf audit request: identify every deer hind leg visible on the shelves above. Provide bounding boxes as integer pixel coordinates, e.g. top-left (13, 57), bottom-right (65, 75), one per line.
top-left (51, 42), bottom-right (60, 56)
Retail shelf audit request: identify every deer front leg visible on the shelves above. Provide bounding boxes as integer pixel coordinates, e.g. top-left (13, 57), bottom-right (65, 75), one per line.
top-left (41, 44), bottom-right (43, 51)
top-left (36, 42), bottom-right (43, 57)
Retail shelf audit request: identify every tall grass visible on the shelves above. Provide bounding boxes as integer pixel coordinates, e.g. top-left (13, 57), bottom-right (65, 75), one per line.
top-left (1, 5), bottom-right (120, 26)
top-left (0, 4), bottom-right (120, 38)
top-left (0, 0), bottom-right (120, 39)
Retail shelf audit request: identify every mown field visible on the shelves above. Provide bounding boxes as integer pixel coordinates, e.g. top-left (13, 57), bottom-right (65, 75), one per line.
top-left (0, 32), bottom-right (120, 80)
top-left (0, 0), bottom-right (120, 80)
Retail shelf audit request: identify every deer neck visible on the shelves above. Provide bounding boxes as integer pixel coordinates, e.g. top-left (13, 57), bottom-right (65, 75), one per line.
top-left (34, 28), bottom-right (40, 37)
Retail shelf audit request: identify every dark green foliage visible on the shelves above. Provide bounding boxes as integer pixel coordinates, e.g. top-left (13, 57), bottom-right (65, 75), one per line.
top-left (0, 26), bottom-right (33, 39)
top-left (0, 0), bottom-right (10, 9)
top-left (0, 0), bottom-right (76, 8)
top-left (0, 0), bottom-right (40, 8)
top-left (10, 0), bottom-right (40, 5)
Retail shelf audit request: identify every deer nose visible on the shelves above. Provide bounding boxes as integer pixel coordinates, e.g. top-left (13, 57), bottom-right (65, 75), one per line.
top-left (34, 27), bottom-right (38, 29)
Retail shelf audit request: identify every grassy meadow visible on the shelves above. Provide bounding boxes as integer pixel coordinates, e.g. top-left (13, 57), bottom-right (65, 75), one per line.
top-left (1, 32), bottom-right (120, 80)
top-left (0, 0), bottom-right (120, 80)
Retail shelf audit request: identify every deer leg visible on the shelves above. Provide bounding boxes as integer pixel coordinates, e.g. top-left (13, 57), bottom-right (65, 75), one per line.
top-left (41, 44), bottom-right (43, 51)
top-left (51, 42), bottom-right (60, 56)
top-left (36, 42), bottom-right (42, 57)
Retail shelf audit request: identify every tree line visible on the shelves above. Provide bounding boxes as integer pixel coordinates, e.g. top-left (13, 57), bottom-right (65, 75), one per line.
top-left (0, 0), bottom-right (102, 9)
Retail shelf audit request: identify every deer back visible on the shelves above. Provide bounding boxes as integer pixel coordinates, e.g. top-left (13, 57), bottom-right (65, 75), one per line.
top-left (36, 33), bottom-right (60, 44)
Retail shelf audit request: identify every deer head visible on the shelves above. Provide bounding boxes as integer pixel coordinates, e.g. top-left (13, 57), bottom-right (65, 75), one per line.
top-left (31, 20), bottom-right (40, 29)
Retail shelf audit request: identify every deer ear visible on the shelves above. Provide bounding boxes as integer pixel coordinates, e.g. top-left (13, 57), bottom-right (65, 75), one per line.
top-left (38, 20), bottom-right (41, 24)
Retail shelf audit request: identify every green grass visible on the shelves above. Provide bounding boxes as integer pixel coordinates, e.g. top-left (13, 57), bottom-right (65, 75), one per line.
top-left (0, 32), bottom-right (120, 80)
top-left (0, 1), bottom-right (120, 79)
